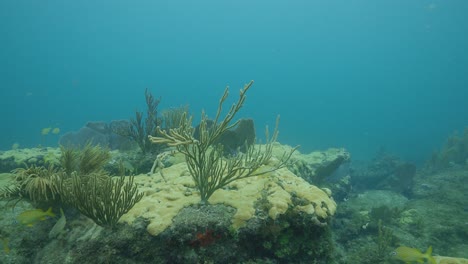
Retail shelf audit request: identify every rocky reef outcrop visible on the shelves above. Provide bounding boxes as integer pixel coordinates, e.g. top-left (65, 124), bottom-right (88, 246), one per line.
top-left (59, 120), bottom-right (136, 150)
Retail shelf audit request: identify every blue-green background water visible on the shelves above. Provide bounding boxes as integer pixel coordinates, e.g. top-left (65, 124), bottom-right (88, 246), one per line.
top-left (1, 0), bottom-right (467, 163)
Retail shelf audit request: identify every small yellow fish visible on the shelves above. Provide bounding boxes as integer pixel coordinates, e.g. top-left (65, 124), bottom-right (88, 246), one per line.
top-left (17, 207), bottom-right (55, 227)
top-left (391, 246), bottom-right (436, 264)
top-left (52, 127), bottom-right (60, 134)
top-left (41, 127), bottom-right (52, 136)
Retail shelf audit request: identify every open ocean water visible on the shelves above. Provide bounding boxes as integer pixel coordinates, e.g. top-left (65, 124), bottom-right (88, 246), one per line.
top-left (1, 0), bottom-right (467, 163)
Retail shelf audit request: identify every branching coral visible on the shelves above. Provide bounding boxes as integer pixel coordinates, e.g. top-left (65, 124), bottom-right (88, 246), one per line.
top-left (60, 143), bottom-right (111, 176)
top-left (12, 164), bottom-right (60, 203)
top-left (59, 174), bottom-right (143, 227)
top-left (117, 89), bottom-right (161, 154)
top-left (3, 145), bottom-right (142, 228)
top-left (160, 105), bottom-right (189, 131)
top-left (149, 81), bottom-right (297, 204)
top-left (428, 127), bottom-right (468, 169)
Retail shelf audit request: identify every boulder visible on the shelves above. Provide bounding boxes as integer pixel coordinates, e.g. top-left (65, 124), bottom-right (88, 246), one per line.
top-left (59, 120), bottom-right (136, 150)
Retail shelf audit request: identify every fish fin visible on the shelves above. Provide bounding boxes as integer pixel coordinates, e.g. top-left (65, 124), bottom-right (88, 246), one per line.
top-left (2, 238), bottom-right (10, 254)
top-left (427, 256), bottom-right (437, 264)
top-left (425, 246), bottom-right (433, 256)
top-left (424, 246), bottom-right (437, 264)
top-left (46, 207), bottom-right (56, 217)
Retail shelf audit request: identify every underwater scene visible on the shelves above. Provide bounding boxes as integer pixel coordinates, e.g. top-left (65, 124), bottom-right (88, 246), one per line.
top-left (1, 1), bottom-right (467, 264)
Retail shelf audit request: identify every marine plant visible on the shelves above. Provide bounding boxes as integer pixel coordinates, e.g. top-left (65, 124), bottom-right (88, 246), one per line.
top-left (1, 144), bottom-right (109, 204)
top-left (60, 143), bottom-right (111, 176)
top-left (160, 105), bottom-right (189, 131)
top-left (58, 174), bottom-right (143, 227)
top-left (343, 219), bottom-right (396, 264)
top-left (57, 145), bottom-right (143, 227)
top-left (149, 81), bottom-right (297, 204)
top-left (12, 164), bottom-right (60, 203)
top-left (374, 220), bottom-right (394, 263)
top-left (118, 88), bottom-right (161, 154)
top-left (427, 127), bottom-right (468, 169)
top-left (369, 205), bottom-right (402, 225)
top-left (2, 145), bottom-right (143, 228)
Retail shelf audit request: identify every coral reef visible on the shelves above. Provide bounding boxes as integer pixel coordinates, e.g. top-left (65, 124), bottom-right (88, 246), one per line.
top-left (1, 144), bottom-right (143, 228)
top-left (120, 161), bottom-right (336, 236)
top-left (2, 88), bottom-right (467, 263)
top-left (410, 168), bottom-right (468, 258)
top-left (0, 147), bottom-right (61, 173)
top-left (332, 160), bottom-right (468, 263)
top-left (2, 140), bottom-right (467, 263)
top-left (0, 142), bottom-right (338, 263)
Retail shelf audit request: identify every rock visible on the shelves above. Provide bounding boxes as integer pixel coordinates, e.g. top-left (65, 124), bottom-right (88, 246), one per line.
top-left (121, 162), bottom-right (336, 236)
top-left (85, 121), bottom-right (109, 134)
top-left (0, 147), bottom-right (61, 173)
top-left (58, 120), bottom-right (136, 150)
top-left (59, 127), bottom-right (109, 148)
top-left (194, 118), bottom-right (256, 155)
top-left (285, 146), bottom-right (351, 184)
top-left (434, 256), bottom-right (468, 264)
top-left (351, 153), bottom-right (416, 195)
top-left (345, 190), bottom-right (409, 210)
top-left (217, 118), bottom-right (255, 154)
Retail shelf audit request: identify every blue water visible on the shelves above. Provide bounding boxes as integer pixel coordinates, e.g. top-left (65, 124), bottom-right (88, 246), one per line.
top-left (1, 0), bottom-right (467, 163)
